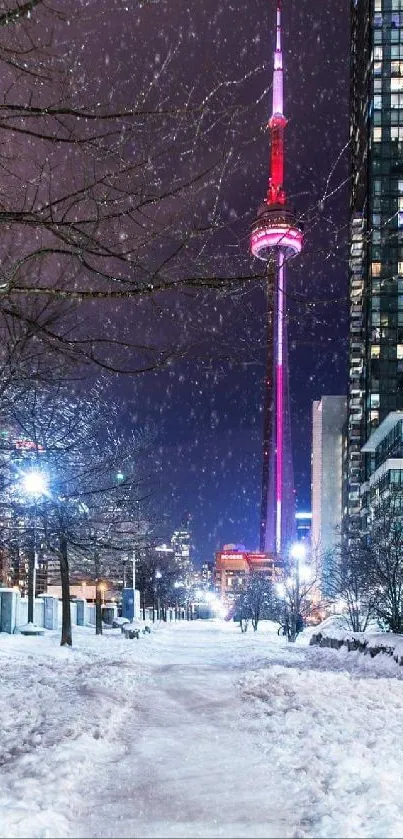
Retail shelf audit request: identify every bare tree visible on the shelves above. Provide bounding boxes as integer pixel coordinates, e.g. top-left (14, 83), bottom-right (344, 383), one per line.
top-left (0, 378), bottom-right (154, 644)
top-left (278, 553), bottom-right (319, 643)
top-left (323, 541), bottom-right (377, 633)
top-left (0, 0), bottom-right (272, 378)
top-left (367, 492), bottom-right (403, 634)
top-left (233, 571), bottom-right (278, 633)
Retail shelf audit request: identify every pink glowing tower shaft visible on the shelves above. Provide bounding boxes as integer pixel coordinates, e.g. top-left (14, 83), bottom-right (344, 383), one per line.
top-left (275, 253), bottom-right (285, 554)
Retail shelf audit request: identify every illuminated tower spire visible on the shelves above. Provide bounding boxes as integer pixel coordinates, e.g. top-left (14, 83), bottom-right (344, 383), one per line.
top-left (250, 0), bottom-right (303, 557)
top-left (268, 0), bottom-right (286, 207)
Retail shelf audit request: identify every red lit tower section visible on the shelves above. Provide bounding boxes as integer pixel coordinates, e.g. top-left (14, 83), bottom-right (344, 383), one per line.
top-left (250, 1), bottom-right (303, 557)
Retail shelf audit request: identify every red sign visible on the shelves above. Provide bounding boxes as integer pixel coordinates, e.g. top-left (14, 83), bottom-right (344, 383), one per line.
top-left (15, 440), bottom-right (45, 452)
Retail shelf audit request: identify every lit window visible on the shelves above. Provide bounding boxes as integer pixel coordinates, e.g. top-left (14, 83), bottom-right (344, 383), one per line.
top-left (371, 394), bottom-right (380, 408)
top-left (374, 94), bottom-right (382, 108)
top-left (392, 77), bottom-right (403, 91)
top-left (371, 345), bottom-right (380, 358)
top-left (398, 261), bottom-right (403, 275)
top-left (373, 126), bottom-right (382, 142)
top-left (398, 345), bottom-right (403, 359)
top-left (371, 262), bottom-right (381, 276)
top-left (374, 46), bottom-right (383, 61)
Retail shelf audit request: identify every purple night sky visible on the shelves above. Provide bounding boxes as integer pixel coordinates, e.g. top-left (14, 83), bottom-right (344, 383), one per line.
top-left (26, 0), bottom-right (350, 564)
top-left (113, 0), bottom-right (350, 562)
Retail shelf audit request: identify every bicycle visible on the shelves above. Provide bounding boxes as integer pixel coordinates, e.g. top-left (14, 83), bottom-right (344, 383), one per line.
top-left (277, 619), bottom-right (303, 639)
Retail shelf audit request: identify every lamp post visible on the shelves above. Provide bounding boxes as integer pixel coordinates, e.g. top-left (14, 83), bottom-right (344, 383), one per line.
top-left (132, 546), bottom-right (136, 593)
top-left (174, 580), bottom-right (183, 620)
top-left (289, 542), bottom-right (305, 642)
top-left (155, 569), bottom-right (162, 620)
top-left (20, 470), bottom-right (48, 633)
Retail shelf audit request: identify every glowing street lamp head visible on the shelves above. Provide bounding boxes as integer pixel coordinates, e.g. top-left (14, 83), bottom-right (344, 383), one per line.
top-left (290, 542), bottom-right (305, 561)
top-left (22, 470), bottom-right (48, 497)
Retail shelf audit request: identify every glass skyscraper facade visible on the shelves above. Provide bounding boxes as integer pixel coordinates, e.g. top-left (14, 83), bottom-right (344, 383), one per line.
top-left (346, 0), bottom-right (403, 538)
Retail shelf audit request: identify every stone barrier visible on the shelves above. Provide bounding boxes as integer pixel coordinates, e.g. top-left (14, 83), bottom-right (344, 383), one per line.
top-left (310, 631), bottom-right (403, 666)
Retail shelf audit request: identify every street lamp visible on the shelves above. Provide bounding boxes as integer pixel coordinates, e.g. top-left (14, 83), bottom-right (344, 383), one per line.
top-left (22, 471), bottom-right (48, 498)
top-left (20, 470), bottom-right (48, 634)
top-left (289, 542), bottom-right (306, 641)
top-left (155, 569), bottom-right (162, 621)
top-left (174, 580), bottom-right (184, 620)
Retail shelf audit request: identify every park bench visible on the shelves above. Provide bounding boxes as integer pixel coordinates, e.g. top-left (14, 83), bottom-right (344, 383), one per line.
top-left (121, 622), bottom-right (151, 639)
top-left (123, 626), bottom-right (141, 639)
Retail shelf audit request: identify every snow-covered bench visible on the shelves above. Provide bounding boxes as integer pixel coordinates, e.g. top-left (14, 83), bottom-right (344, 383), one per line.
top-left (121, 621), bottom-right (151, 639)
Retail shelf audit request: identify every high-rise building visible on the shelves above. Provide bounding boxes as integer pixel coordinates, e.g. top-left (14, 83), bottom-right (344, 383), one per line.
top-left (312, 397), bottom-right (346, 579)
top-left (346, 1), bottom-right (403, 536)
top-left (250, 2), bottom-right (303, 558)
top-left (171, 514), bottom-right (192, 580)
top-left (155, 514), bottom-right (193, 584)
top-left (295, 511), bottom-right (312, 548)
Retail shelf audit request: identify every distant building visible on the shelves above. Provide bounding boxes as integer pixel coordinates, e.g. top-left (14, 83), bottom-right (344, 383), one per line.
top-left (295, 511), bottom-right (312, 548)
top-left (201, 561), bottom-right (214, 588)
top-left (214, 545), bottom-right (280, 605)
top-left (171, 515), bottom-right (192, 580)
top-left (312, 396), bottom-right (347, 588)
top-left (155, 514), bottom-right (193, 585)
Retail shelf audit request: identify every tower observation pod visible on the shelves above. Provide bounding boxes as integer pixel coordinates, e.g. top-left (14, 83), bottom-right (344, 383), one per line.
top-left (250, 0), bottom-right (303, 558)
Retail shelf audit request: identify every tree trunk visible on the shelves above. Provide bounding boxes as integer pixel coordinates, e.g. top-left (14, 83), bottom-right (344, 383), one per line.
top-left (59, 532), bottom-right (72, 647)
top-left (289, 610), bottom-right (297, 643)
top-left (94, 551), bottom-right (102, 635)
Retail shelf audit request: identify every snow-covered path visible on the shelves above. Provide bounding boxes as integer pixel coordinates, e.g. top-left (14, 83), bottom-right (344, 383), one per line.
top-left (2, 620), bottom-right (403, 838)
top-left (80, 624), bottom-right (292, 839)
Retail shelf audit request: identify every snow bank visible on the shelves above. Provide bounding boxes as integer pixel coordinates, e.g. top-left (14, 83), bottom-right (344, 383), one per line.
top-left (0, 625), bottom-right (157, 838)
top-left (310, 622), bottom-right (403, 666)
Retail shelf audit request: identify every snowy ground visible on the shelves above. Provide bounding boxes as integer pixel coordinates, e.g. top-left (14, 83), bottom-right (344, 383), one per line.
top-left (1, 620), bottom-right (403, 839)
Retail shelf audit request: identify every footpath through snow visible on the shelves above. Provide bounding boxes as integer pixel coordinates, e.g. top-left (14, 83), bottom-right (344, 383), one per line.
top-left (2, 620), bottom-right (403, 838)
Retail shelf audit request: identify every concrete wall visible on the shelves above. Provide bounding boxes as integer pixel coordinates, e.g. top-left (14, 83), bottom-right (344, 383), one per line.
top-left (0, 589), bottom-right (118, 634)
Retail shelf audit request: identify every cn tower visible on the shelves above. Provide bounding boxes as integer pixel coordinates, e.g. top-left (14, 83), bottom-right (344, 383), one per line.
top-left (250, 0), bottom-right (303, 557)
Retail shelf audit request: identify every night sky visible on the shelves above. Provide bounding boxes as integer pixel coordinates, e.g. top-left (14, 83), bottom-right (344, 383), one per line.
top-left (72, 1), bottom-right (351, 563)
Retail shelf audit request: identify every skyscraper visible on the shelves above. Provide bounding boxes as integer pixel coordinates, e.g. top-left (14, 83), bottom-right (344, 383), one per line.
top-left (312, 396), bottom-right (346, 582)
top-left (250, 1), bottom-right (303, 558)
top-left (346, 0), bottom-right (403, 536)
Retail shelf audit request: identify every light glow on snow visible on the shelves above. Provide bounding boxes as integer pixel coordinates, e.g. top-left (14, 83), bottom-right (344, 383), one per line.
top-left (1, 622), bottom-right (403, 838)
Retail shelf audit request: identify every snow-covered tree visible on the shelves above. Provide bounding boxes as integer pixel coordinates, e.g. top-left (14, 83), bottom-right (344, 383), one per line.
top-left (0, 379), bottom-right (154, 644)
